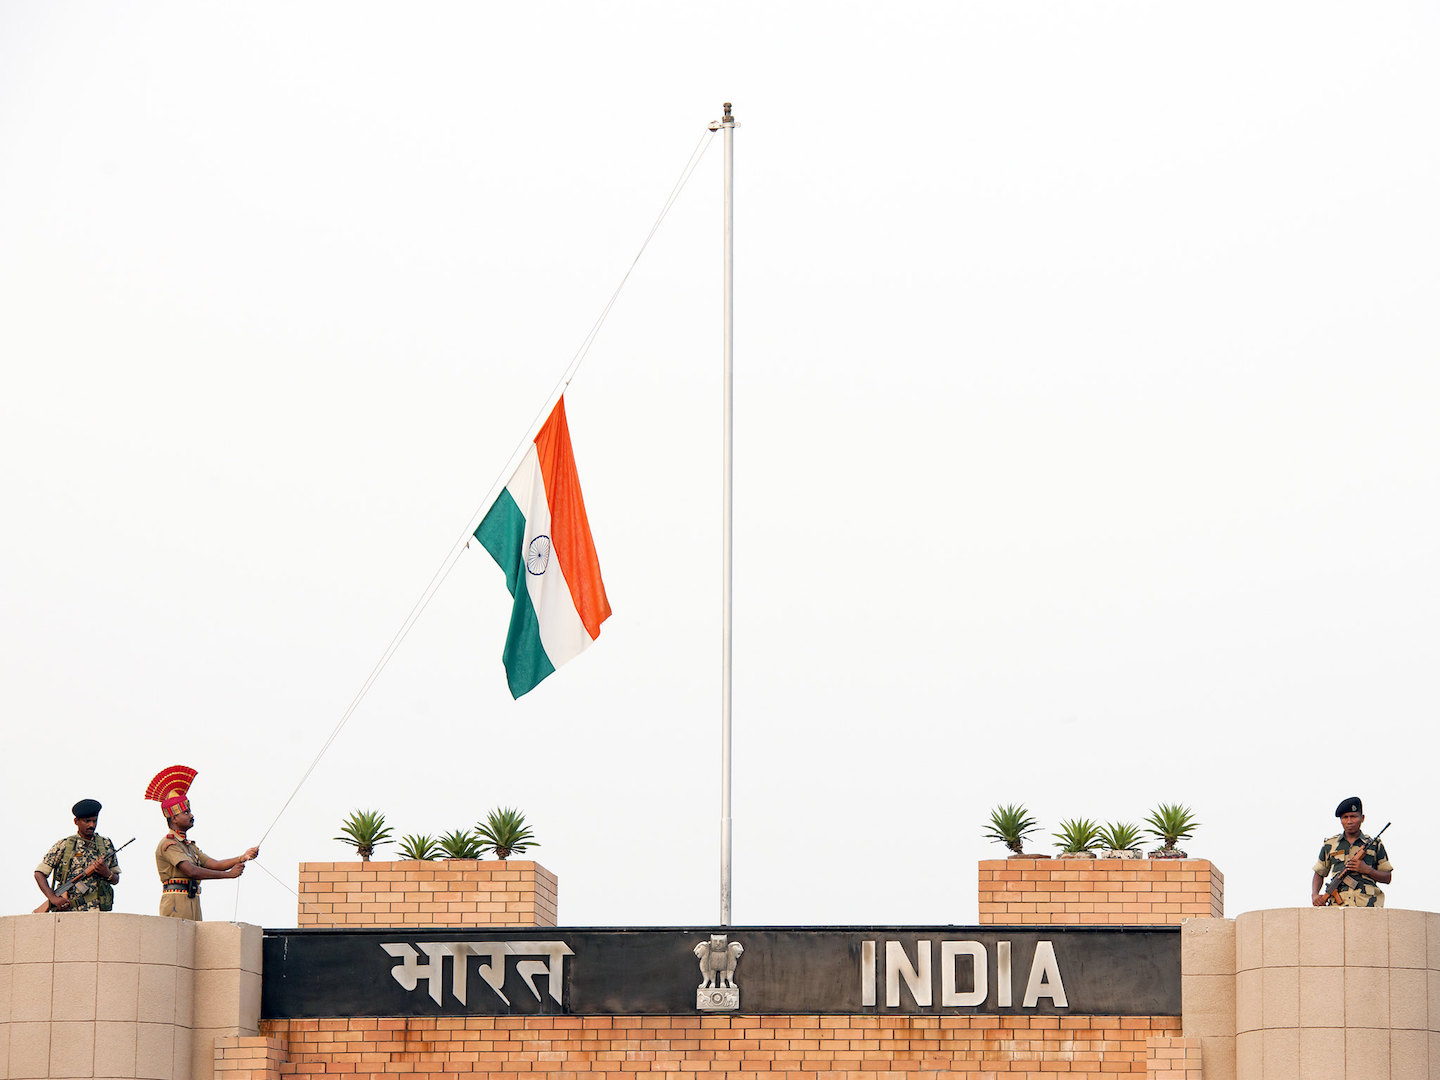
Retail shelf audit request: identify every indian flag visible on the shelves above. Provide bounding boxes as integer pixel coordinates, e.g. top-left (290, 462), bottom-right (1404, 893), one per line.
top-left (475, 396), bottom-right (612, 698)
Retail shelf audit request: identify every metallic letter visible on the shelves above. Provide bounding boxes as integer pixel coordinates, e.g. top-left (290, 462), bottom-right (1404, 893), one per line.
top-left (940, 941), bottom-right (986, 1007)
top-left (381, 942), bottom-right (448, 1005)
top-left (886, 940), bottom-right (932, 1007)
top-left (1021, 940), bottom-right (1068, 1008)
top-left (996, 940), bottom-right (1012, 1008)
top-left (861, 941), bottom-right (876, 1006)
top-left (516, 941), bottom-right (573, 1004)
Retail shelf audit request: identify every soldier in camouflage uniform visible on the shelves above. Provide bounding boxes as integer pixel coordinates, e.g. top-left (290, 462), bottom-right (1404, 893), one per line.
top-left (34, 798), bottom-right (122, 912)
top-left (1311, 795), bottom-right (1392, 907)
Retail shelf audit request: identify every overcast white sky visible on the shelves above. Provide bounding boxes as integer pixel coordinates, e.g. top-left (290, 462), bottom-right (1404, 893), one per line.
top-left (2, 3), bottom-right (1437, 931)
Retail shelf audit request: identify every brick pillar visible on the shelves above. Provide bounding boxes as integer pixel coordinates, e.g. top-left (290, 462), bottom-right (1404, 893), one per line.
top-left (295, 860), bottom-right (557, 928)
top-left (978, 858), bottom-right (1223, 925)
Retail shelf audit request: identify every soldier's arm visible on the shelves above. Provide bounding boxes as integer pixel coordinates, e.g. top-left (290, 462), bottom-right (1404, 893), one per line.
top-left (1344, 845), bottom-right (1392, 884)
top-left (84, 854), bottom-right (119, 883)
top-left (34, 869), bottom-right (72, 908)
top-left (1311, 871), bottom-right (1326, 906)
top-left (198, 848), bottom-right (258, 873)
top-left (176, 857), bottom-right (244, 880)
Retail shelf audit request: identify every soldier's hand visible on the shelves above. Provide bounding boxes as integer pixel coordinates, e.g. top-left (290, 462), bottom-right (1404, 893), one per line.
top-left (1312, 893), bottom-right (1328, 907)
top-left (52, 894), bottom-right (72, 910)
top-left (229, 863), bottom-right (245, 878)
top-left (85, 857), bottom-right (108, 877)
top-left (1345, 850), bottom-right (1365, 872)
top-left (243, 846), bottom-right (260, 862)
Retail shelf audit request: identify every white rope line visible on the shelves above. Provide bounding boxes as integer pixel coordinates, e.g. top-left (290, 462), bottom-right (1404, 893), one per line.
top-left (256, 126), bottom-right (718, 847)
top-left (234, 856), bottom-right (345, 930)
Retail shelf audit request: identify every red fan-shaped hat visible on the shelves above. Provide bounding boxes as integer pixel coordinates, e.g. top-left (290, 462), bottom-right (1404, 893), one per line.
top-left (145, 764), bottom-right (197, 818)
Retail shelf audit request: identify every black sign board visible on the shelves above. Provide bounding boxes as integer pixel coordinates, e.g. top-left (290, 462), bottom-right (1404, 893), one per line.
top-left (261, 926), bottom-right (1179, 1018)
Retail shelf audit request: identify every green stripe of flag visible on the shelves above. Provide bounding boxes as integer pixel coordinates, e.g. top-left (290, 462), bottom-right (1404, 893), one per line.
top-left (475, 488), bottom-right (555, 698)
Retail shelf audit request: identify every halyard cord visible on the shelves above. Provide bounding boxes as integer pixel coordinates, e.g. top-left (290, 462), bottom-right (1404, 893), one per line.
top-left (248, 127), bottom-right (719, 875)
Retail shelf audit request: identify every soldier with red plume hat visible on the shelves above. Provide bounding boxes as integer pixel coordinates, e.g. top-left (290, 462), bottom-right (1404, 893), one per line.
top-left (145, 765), bottom-right (259, 920)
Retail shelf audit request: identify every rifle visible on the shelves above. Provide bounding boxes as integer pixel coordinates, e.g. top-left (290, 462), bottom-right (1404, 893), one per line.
top-left (1322, 822), bottom-right (1389, 906)
top-left (34, 837), bottom-right (135, 913)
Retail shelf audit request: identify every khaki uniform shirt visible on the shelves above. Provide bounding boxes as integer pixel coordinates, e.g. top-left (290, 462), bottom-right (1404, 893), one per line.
top-left (155, 832), bottom-right (209, 921)
top-left (1314, 832), bottom-right (1393, 907)
top-left (36, 834), bottom-right (120, 911)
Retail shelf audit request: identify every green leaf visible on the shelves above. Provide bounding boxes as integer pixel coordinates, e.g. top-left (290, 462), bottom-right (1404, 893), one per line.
top-left (437, 829), bottom-right (485, 860)
top-left (397, 834), bottom-right (441, 861)
top-left (982, 803), bottom-right (1040, 854)
top-left (1052, 817), bottom-right (1102, 854)
top-left (334, 810), bottom-right (393, 861)
top-left (474, 806), bottom-right (538, 860)
top-left (1096, 821), bottom-right (1143, 851)
top-left (1142, 803), bottom-right (1199, 848)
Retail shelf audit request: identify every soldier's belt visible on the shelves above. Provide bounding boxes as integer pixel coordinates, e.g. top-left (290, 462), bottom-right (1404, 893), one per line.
top-left (162, 878), bottom-right (199, 897)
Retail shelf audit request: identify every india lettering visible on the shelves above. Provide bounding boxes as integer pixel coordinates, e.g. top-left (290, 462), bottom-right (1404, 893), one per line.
top-left (381, 940), bottom-right (573, 1006)
top-left (860, 939), bottom-right (1067, 1009)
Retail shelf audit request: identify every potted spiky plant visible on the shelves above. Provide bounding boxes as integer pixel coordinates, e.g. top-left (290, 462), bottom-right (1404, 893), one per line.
top-left (1096, 821), bottom-right (1144, 859)
top-left (397, 833), bottom-right (441, 861)
top-left (983, 803), bottom-right (1042, 857)
top-left (335, 809), bottom-right (393, 862)
top-left (475, 806), bottom-right (538, 860)
top-left (1053, 817), bottom-right (1102, 858)
top-left (437, 828), bottom-right (485, 860)
top-left (1143, 802), bottom-right (1198, 859)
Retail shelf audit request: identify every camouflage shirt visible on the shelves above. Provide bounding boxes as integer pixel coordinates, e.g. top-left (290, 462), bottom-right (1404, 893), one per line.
top-left (1313, 832), bottom-right (1392, 907)
top-left (36, 833), bottom-right (120, 911)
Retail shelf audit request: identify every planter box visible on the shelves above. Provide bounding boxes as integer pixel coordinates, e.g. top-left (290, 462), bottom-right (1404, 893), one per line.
top-left (978, 858), bottom-right (1222, 926)
top-left (295, 859), bottom-right (558, 928)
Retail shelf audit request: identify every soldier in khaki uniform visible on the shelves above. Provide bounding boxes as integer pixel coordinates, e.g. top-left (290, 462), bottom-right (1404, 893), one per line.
top-left (1311, 795), bottom-right (1393, 907)
top-left (145, 764), bottom-right (259, 921)
top-left (34, 798), bottom-right (122, 912)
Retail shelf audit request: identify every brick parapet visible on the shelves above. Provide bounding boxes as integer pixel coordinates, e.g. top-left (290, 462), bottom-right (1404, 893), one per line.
top-left (978, 858), bottom-right (1223, 925)
top-left (261, 1013), bottom-right (1183, 1078)
top-left (295, 860), bottom-right (558, 928)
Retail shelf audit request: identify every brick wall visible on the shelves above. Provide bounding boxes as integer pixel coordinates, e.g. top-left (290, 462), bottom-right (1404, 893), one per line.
top-left (253, 1013), bottom-right (1183, 1079)
top-left (204, 860), bottom-right (1208, 1080)
top-left (1146, 1035), bottom-right (1202, 1079)
top-left (978, 859), bottom-right (1223, 925)
top-left (295, 861), bottom-right (557, 928)
top-left (215, 1035), bottom-right (287, 1080)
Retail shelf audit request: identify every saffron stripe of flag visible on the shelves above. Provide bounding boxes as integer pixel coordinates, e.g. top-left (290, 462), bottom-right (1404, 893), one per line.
top-left (474, 396), bottom-right (611, 698)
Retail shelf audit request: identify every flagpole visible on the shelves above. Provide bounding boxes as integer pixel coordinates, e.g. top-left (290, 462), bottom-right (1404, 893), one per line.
top-left (714, 101), bottom-right (736, 927)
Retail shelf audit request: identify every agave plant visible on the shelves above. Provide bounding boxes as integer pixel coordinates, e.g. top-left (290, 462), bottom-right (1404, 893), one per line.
top-left (397, 833), bottom-right (441, 861)
top-left (475, 806), bottom-right (538, 860)
top-left (1143, 803), bottom-right (1198, 857)
top-left (334, 809), bottom-right (393, 862)
top-left (983, 803), bottom-right (1040, 856)
top-left (1096, 821), bottom-right (1144, 853)
top-left (1052, 817), bottom-right (1102, 855)
top-left (437, 828), bottom-right (485, 860)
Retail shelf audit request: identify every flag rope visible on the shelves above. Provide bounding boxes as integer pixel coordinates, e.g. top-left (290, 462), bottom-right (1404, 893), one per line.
top-left (250, 125), bottom-right (717, 854)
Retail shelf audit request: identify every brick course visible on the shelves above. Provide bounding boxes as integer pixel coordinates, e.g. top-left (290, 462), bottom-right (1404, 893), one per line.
top-left (257, 1013), bottom-right (1184, 1078)
top-left (1145, 1035), bottom-right (1202, 1079)
top-left (978, 860), bottom-right (1222, 926)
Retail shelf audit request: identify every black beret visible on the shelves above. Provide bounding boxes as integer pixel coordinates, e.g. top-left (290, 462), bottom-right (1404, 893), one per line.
top-left (1335, 796), bottom-right (1362, 817)
top-left (72, 798), bottom-right (102, 818)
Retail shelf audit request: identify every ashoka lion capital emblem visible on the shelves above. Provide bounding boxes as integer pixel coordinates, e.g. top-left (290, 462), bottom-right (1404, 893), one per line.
top-left (694, 934), bottom-right (743, 1011)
